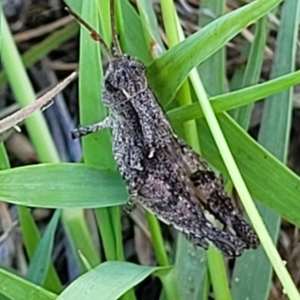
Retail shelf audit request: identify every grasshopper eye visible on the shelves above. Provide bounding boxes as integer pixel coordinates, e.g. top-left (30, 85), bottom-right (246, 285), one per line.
top-left (105, 80), bottom-right (118, 93)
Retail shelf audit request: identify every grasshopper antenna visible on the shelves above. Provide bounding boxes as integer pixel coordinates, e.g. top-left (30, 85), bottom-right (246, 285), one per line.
top-left (65, 7), bottom-right (113, 60)
top-left (110, 0), bottom-right (122, 56)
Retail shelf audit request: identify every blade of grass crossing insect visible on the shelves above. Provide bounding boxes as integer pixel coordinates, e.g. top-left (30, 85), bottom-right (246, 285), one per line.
top-left (190, 69), bottom-right (300, 299)
top-left (229, 13), bottom-right (275, 300)
top-left (160, 1), bottom-right (210, 299)
top-left (121, 0), bottom-right (170, 273)
top-left (0, 157), bottom-right (299, 231)
top-left (78, 2), bottom-right (135, 299)
top-left (120, 3), bottom-right (171, 297)
top-left (228, 13), bottom-right (273, 300)
top-left (77, 0), bottom-right (118, 260)
top-left (197, 1), bottom-right (232, 299)
top-left (26, 210), bottom-right (61, 285)
top-left (238, 1), bottom-right (300, 299)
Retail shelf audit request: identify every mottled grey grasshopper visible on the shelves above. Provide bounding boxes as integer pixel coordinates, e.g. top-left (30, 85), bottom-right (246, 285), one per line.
top-left (69, 2), bottom-right (259, 257)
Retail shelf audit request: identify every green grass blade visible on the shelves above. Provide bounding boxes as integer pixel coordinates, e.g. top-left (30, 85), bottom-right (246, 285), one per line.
top-left (198, 0), bottom-right (226, 96)
top-left (0, 268), bottom-right (57, 300)
top-left (0, 10), bottom-right (59, 163)
top-left (145, 212), bottom-right (169, 266)
top-left (167, 70), bottom-right (300, 124)
top-left (0, 144), bottom-right (17, 300)
top-left (156, 268), bottom-right (181, 300)
top-left (71, 0), bottom-right (122, 267)
top-left (232, 16), bottom-right (267, 129)
top-left (119, 0), bottom-right (152, 63)
top-left (62, 209), bottom-right (101, 272)
top-left (190, 68), bottom-right (299, 299)
top-left (160, 2), bottom-right (208, 298)
top-left (0, 22), bottom-right (78, 88)
top-left (207, 248), bottom-right (231, 300)
top-left (77, 2), bottom-right (113, 168)
top-left (232, 1), bottom-right (300, 299)
top-left (57, 262), bottom-right (163, 300)
top-left (0, 157), bottom-right (299, 230)
top-left (0, 10), bottom-right (63, 293)
top-left (0, 163), bottom-right (126, 207)
top-left (18, 206), bottom-right (62, 292)
top-left (230, 13), bottom-right (269, 300)
top-left (200, 113), bottom-right (300, 228)
top-left (66, 3), bottom-right (135, 299)
top-left (136, 0), bottom-right (164, 53)
top-left (197, 1), bottom-right (231, 299)
top-left (0, 143), bottom-right (10, 170)
top-left (148, 0), bottom-right (283, 105)
top-left (258, 3), bottom-right (298, 156)
top-left (175, 239), bottom-right (209, 300)
top-left (26, 210), bottom-right (61, 285)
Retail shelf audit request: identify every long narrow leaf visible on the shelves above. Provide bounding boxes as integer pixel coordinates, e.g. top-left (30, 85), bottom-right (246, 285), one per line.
top-left (148, 0), bottom-right (283, 105)
top-left (26, 210), bottom-right (61, 285)
top-left (0, 268), bottom-right (57, 300)
top-left (57, 262), bottom-right (164, 300)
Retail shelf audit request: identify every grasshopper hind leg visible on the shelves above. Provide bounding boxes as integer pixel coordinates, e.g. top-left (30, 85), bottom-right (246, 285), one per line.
top-left (186, 222), bottom-right (246, 257)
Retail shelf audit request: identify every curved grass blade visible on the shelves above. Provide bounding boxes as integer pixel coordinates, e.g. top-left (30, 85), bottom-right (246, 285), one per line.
top-left (200, 113), bottom-right (300, 230)
top-left (0, 150), bottom-right (299, 230)
top-left (0, 163), bottom-right (126, 208)
top-left (190, 67), bottom-right (299, 299)
top-left (57, 262), bottom-right (164, 300)
top-left (0, 268), bottom-right (57, 300)
top-left (148, 0), bottom-right (283, 105)
top-left (167, 70), bottom-right (300, 124)
top-left (232, 0), bottom-right (300, 299)
top-left (26, 210), bottom-right (61, 285)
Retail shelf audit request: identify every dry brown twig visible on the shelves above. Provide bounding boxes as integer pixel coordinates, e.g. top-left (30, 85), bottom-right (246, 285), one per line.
top-left (0, 71), bottom-right (77, 135)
